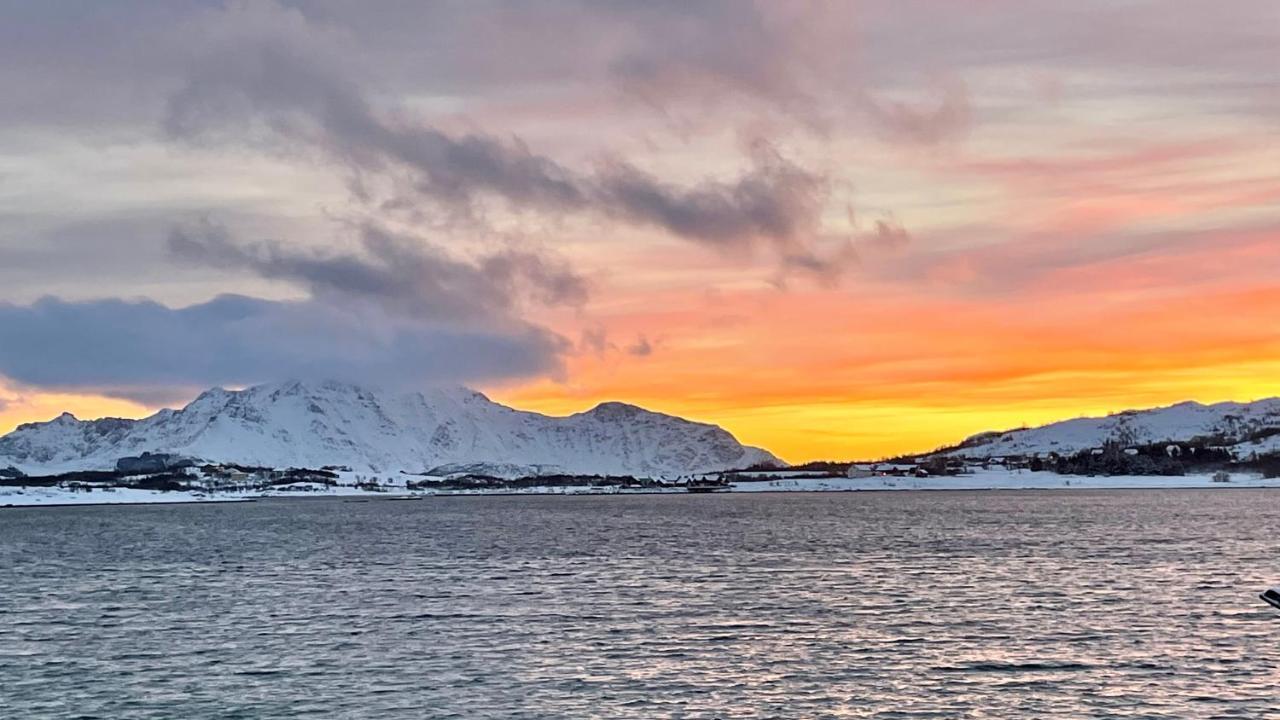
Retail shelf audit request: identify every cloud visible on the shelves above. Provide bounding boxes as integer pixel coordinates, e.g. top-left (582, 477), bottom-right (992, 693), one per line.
top-left (594, 139), bottom-right (825, 251)
top-left (861, 79), bottom-right (971, 146)
top-left (7, 1), bottom-right (1279, 136)
top-left (602, 1), bottom-right (862, 126)
top-left (572, 326), bottom-right (655, 360)
top-left (478, 247), bottom-right (591, 309)
top-left (168, 220), bottom-right (588, 321)
top-left (625, 335), bottom-right (654, 357)
top-left (162, 3), bottom-right (833, 260)
top-left (0, 295), bottom-right (565, 402)
top-left (865, 217), bottom-right (911, 251)
top-left (578, 326), bottom-right (614, 357)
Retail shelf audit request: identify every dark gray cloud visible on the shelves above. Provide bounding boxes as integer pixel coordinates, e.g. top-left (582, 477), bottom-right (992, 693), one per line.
top-left (161, 6), bottom-right (830, 257)
top-left (595, 141), bottom-right (824, 250)
top-left (165, 40), bottom-right (588, 213)
top-left (0, 294), bottom-right (565, 402)
top-left (168, 220), bottom-right (588, 321)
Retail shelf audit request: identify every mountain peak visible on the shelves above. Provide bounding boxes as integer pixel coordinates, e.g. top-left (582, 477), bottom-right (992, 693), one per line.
top-left (584, 401), bottom-right (650, 420)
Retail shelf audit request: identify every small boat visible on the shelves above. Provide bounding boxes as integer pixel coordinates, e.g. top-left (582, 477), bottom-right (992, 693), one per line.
top-left (1262, 587), bottom-right (1280, 610)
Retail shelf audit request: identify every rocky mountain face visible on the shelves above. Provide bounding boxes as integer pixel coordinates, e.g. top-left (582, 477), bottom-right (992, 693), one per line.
top-left (0, 380), bottom-right (779, 477)
top-left (939, 398), bottom-right (1280, 459)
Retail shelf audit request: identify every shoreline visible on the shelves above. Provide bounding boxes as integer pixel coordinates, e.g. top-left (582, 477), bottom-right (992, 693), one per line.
top-left (0, 497), bottom-right (259, 509)
top-left (5, 470), bottom-right (1280, 507)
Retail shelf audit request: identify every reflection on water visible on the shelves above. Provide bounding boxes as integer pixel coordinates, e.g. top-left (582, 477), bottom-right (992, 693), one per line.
top-left (2, 490), bottom-right (1279, 717)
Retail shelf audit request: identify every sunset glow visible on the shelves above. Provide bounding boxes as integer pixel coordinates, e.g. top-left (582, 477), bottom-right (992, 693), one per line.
top-left (2, 1), bottom-right (1279, 462)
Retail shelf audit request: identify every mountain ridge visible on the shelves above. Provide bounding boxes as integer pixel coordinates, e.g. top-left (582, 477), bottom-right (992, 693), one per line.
top-left (0, 379), bottom-right (779, 477)
top-left (931, 396), bottom-right (1280, 460)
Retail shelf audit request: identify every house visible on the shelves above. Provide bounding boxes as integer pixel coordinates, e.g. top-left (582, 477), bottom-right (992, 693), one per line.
top-left (882, 463), bottom-right (917, 476)
top-left (847, 464), bottom-right (878, 478)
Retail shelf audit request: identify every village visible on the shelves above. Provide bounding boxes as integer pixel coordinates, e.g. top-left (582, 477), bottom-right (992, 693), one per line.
top-left (4, 436), bottom-right (1268, 506)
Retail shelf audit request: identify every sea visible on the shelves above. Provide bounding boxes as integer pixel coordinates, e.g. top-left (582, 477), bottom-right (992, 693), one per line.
top-left (3, 490), bottom-right (1279, 718)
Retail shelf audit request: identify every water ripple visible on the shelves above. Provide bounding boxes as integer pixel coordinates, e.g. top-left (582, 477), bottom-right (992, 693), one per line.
top-left (2, 490), bottom-right (1279, 717)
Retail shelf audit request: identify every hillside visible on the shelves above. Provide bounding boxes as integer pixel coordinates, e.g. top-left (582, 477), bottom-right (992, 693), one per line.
top-left (0, 380), bottom-right (779, 477)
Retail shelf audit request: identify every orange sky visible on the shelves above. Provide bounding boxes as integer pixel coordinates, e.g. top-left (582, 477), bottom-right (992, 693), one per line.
top-left (489, 266), bottom-right (1280, 462)
top-left (486, 133), bottom-right (1280, 461)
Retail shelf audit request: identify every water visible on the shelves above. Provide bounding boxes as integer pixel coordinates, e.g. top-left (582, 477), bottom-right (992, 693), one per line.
top-left (3, 490), bottom-right (1279, 718)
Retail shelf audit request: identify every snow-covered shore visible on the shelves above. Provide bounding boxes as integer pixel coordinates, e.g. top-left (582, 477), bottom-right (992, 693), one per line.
top-left (0, 487), bottom-right (258, 507)
top-left (4, 469), bottom-right (1279, 507)
top-left (0, 482), bottom-right (398, 507)
top-left (736, 469), bottom-right (1280, 492)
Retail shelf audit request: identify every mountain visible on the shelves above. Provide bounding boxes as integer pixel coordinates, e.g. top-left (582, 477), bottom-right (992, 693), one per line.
top-left (936, 398), bottom-right (1280, 459)
top-left (0, 380), bottom-right (779, 477)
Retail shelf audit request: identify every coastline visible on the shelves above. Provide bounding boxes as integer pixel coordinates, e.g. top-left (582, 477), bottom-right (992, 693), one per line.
top-left (4, 469), bottom-right (1279, 507)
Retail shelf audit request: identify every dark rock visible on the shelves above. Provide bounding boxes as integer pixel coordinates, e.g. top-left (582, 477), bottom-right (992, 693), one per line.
top-left (115, 452), bottom-right (193, 474)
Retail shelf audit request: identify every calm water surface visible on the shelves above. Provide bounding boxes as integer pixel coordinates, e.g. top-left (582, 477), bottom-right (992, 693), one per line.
top-left (3, 491), bottom-right (1280, 718)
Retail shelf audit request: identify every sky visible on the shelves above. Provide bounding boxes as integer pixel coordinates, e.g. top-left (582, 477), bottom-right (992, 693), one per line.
top-left (1, 1), bottom-right (1279, 462)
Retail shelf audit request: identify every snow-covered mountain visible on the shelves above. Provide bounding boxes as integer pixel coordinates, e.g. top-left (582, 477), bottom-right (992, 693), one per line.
top-left (939, 398), bottom-right (1280, 459)
top-left (0, 380), bottom-right (779, 477)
